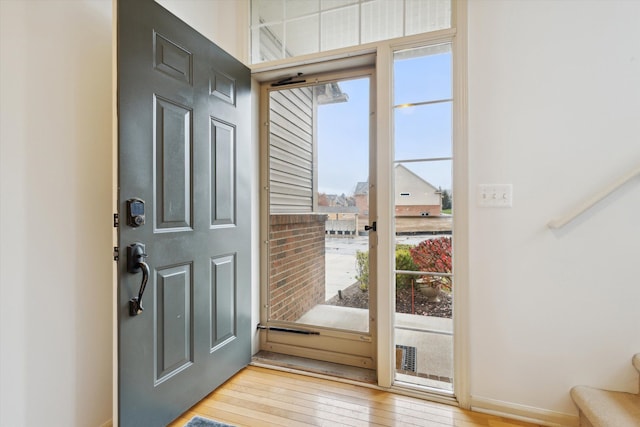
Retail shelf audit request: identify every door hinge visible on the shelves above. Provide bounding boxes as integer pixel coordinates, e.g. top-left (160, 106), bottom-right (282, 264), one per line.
top-left (113, 246), bottom-right (119, 261)
top-left (113, 213), bottom-right (119, 228)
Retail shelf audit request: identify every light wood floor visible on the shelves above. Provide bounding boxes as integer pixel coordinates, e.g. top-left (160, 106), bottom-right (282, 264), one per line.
top-left (168, 366), bottom-right (540, 427)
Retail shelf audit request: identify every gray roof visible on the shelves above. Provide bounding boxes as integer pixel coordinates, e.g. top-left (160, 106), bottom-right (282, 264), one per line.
top-left (354, 181), bottom-right (369, 195)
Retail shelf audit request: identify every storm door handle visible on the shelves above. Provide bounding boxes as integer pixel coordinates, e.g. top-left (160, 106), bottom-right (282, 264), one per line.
top-left (127, 243), bottom-right (149, 316)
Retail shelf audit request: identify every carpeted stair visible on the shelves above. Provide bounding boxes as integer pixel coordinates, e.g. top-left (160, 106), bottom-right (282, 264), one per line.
top-left (570, 354), bottom-right (640, 426)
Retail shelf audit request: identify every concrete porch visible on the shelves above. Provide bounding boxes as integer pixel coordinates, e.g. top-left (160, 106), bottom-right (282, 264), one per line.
top-left (297, 304), bottom-right (453, 391)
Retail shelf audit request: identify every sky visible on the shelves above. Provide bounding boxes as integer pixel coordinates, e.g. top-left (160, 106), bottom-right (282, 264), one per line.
top-left (316, 48), bottom-right (453, 196)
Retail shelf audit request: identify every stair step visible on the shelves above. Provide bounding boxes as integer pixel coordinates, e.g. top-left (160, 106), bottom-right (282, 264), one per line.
top-left (633, 354), bottom-right (640, 374)
top-left (570, 386), bottom-right (640, 427)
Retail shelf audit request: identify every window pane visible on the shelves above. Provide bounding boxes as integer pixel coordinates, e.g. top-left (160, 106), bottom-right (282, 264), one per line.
top-left (405, 0), bottom-right (451, 36)
top-left (361, 0), bottom-right (403, 44)
top-left (252, 24), bottom-right (285, 63)
top-left (321, 5), bottom-right (359, 51)
top-left (394, 44), bottom-right (452, 105)
top-left (321, 0), bottom-right (358, 9)
top-left (285, 0), bottom-right (319, 19)
top-left (393, 159), bottom-right (453, 388)
top-left (252, 0), bottom-right (284, 25)
top-left (285, 16), bottom-right (319, 57)
top-left (268, 77), bottom-right (371, 334)
top-left (317, 79), bottom-right (370, 194)
top-left (395, 160), bottom-right (452, 202)
top-left (395, 102), bottom-right (452, 160)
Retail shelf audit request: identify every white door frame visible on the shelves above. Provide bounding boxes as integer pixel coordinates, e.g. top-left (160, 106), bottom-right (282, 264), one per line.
top-left (251, 6), bottom-right (469, 402)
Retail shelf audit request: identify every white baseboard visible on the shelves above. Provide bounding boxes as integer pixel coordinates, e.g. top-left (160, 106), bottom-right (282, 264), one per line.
top-left (99, 419), bottom-right (113, 427)
top-left (471, 396), bottom-right (578, 427)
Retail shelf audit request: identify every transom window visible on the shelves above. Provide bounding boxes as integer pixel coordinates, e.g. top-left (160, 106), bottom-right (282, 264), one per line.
top-left (250, 0), bottom-right (451, 63)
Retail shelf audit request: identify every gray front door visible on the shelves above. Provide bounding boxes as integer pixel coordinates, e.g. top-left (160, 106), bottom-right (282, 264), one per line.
top-left (117, 1), bottom-right (251, 426)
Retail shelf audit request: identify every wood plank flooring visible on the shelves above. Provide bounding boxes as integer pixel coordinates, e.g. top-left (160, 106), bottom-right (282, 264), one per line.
top-left (168, 366), bottom-right (540, 427)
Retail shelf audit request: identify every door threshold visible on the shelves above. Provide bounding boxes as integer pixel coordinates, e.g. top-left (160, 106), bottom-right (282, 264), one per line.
top-left (251, 351), bottom-right (377, 385)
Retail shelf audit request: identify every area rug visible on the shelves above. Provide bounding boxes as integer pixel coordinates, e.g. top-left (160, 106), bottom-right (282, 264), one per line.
top-left (184, 416), bottom-right (235, 427)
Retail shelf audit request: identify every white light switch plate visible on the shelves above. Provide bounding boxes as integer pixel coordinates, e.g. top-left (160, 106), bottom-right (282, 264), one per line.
top-left (478, 184), bottom-right (513, 207)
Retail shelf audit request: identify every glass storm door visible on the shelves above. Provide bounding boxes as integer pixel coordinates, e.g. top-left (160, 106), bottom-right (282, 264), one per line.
top-left (260, 71), bottom-right (376, 369)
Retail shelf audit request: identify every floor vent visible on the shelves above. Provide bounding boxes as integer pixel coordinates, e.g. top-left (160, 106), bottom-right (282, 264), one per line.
top-left (396, 345), bottom-right (417, 372)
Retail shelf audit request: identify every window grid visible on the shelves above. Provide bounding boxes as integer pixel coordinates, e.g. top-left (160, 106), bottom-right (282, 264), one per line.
top-left (392, 43), bottom-right (453, 280)
top-left (251, 0), bottom-right (451, 64)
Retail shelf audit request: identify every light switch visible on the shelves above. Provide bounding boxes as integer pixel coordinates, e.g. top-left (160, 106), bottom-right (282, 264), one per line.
top-left (478, 184), bottom-right (513, 207)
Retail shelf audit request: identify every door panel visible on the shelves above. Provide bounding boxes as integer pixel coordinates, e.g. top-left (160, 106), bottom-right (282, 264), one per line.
top-left (117, 1), bottom-right (251, 426)
top-left (210, 119), bottom-right (235, 227)
top-left (211, 254), bottom-right (236, 349)
top-left (154, 95), bottom-right (192, 231)
top-left (155, 263), bottom-right (192, 385)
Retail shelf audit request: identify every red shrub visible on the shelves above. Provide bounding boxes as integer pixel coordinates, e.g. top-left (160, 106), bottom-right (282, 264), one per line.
top-left (409, 236), bottom-right (452, 291)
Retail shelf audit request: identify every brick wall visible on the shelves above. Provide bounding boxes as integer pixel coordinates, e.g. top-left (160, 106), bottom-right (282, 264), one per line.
top-left (269, 214), bottom-right (327, 322)
top-left (354, 193), bottom-right (369, 219)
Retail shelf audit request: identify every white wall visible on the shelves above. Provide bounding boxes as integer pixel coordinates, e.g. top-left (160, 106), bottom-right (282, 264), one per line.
top-left (467, 0), bottom-right (640, 421)
top-left (156, 0), bottom-right (249, 64)
top-left (0, 1), bottom-right (113, 426)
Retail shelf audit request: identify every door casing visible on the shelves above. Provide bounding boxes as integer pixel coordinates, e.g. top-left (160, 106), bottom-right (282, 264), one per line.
top-left (252, 16), bottom-right (468, 403)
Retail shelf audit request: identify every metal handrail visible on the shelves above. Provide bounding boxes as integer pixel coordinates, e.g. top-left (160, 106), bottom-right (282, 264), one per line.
top-left (394, 325), bottom-right (453, 336)
top-left (548, 164), bottom-right (640, 229)
top-left (395, 270), bottom-right (452, 277)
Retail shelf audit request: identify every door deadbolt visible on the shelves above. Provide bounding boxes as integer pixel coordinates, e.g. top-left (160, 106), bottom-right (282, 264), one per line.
top-left (126, 198), bottom-right (145, 227)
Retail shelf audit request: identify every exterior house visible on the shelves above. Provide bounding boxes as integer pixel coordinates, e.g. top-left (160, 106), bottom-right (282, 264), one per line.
top-left (1, 1), bottom-right (639, 427)
top-left (394, 164), bottom-right (442, 217)
top-left (354, 171), bottom-right (447, 234)
top-left (318, 206), bottom-right (359, 236)
top-left (353, 181), bottom-right (369, 221)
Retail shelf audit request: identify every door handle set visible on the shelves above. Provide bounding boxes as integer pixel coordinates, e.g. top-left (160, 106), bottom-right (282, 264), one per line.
top-left (127, 243), bottom-right (149, 316)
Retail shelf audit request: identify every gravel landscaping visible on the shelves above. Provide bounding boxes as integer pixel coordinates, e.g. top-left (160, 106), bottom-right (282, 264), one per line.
top-left (325, 282), bottom-right (452, 319)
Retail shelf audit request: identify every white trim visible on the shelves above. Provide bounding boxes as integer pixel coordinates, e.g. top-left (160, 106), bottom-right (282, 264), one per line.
top-left (250, 28), bottom-right (457, 77)
top-left (471, 396), bottom-right (579, 427)
top-left (375, 44), bottom-right (394, 389)
top-left (236, 0), bottom-right (250, 65)
top-left (250, 360), bottom-right (386, 392)
top-left (451, 0), bottom-right (470, 410)
top-left (391, 383), bottom-right (458, 407)
top-left (111, 0), bottom-right (119, 425)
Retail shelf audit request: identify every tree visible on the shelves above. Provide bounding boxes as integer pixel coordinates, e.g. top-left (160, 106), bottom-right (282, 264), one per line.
top-left (441, 188), bottom-right (452, 210)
